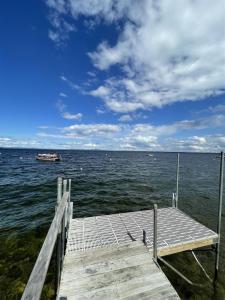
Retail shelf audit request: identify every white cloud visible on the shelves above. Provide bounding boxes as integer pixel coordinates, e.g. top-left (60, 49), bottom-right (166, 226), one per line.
top-left (0, 137), bottom-right (11, 141)
top-left (59, 92), bottom-right (67, 97)
top-left (62, 112), bottom-right (83, 120)
top-left (207, 104), bottom-right (225, 114)
top-left (96, 108), bottom-right (105, 114)
top-left (47, 3), bottom-right (75, 45)
top-left (63, 123), bottom-right (120, 136)
top-left (56, 99), bottom-right (83, 120)
top-left (119, 113), bottom-right (147, 122)
top-left (87, 71), bottom-right (96, 77)
top-left (2, 111), bottom-right (225, 151)
top-left (60, 75), bottom-right (80, 91)
top-left (33, 112), bottom-right (225, 151)
top-left (47, 0), bottom-right (225, 112)
top-left (89, 86), bottom-right (110, 97)
top-left (119, 114), bottom-right (132, 122)
top-left (38, 126), bottom-right (50, 129)
top-left (0, 137), bottom-right (41, 148)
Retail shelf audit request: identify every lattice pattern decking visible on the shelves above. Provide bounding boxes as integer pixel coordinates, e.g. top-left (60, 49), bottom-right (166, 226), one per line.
top-left (66, 207), bottom-right (218, 256)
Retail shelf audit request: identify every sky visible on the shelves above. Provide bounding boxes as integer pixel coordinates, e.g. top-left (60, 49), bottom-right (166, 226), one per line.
top-left (0, 0), bottom-right (225, 152)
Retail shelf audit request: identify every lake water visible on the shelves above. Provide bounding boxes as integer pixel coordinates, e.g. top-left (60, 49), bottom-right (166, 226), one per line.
top-left (0, 149), bottom-right (224, 299)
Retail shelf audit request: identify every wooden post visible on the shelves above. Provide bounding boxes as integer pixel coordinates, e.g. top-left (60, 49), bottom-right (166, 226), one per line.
top-left (57, 177), bottom-right (62, 204)
top-left (68, 179), bottom-right (71, 202)
top-left (56, 177), bottom-right (63, 296)
top-left (66, 179), bottom-right (72, 235)
top-left (63, 179), bottom-right (67, 194)
top-left (172, 193), bottom-right (176, 207)
top-left (153, 204), bottom-right (158, 260)
top-left (61, 213), bottom-right (65, 261)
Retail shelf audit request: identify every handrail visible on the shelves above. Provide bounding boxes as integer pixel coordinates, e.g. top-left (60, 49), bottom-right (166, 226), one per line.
top-left (22, 191), bottom-right (70, 300)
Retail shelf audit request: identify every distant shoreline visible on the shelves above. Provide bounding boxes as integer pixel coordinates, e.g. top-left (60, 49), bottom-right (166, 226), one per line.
top-left (0, 147), bottom-right (219, 154)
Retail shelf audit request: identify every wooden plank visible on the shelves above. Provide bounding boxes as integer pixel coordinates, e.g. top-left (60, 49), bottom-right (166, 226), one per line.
top-left (58, 242), bottom-right (179, 299)
top-left (64, 242), bottom-right (147, 265)
top-left (158, 237), bottom-right (217, 256)
top-left (61, 254), bottom-right (158, 283)
top-left (22, 191), bottom-right (70, 300)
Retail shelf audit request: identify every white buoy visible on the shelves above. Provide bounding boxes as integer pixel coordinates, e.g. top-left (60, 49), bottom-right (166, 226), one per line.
top-left (80, 167), bottom-right (83, 171)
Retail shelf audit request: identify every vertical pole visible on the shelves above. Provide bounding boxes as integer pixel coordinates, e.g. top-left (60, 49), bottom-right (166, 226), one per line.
top-left (215, 151), bottom-right (224, 280)
top-left (176, 153), bottom-right (180, 208)
top-left (143, 230), bottom-right (146, 245)
top-left (153, 204), bottom-right (158, 260)
top-left (172, 193), bottom-right (176, 207)
top-left (61, 213), bottom-right (65, 261)
top-left (57, 177), bottom-right (62, 204)
top-left (66, 179), bottom-right (72, 231)
top-left (63, 179), bottom-right (67, 194)
top-left (56, 177), bottom-right (62, 296)
top-left (61, 180), bottom-right (67, 264)
top-left (68, 179), bottom-right (71, 203)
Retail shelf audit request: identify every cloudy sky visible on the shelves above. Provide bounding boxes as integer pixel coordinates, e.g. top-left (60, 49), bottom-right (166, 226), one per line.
top-left (0, 0), bottom-right (225, 151)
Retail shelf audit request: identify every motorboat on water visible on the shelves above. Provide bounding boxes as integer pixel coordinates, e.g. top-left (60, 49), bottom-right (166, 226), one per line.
top-left (36, 153), bottom-right (61, 162)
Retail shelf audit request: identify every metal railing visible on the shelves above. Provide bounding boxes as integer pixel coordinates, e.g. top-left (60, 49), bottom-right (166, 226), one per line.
top-left (157, 151), bottom-right (224, 289)
top-left (21, 177), bottom-right (72, 300)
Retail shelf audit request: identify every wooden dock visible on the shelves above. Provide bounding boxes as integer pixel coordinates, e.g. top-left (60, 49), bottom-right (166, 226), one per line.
top-left (58, 241), bottom-right (180, 300)
top-left (57, 208), bottom-right (217, 299)
top-left (21, 174), bottom-right (222, 300)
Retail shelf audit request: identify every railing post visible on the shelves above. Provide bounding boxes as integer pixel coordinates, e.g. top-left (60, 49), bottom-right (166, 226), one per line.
top-left (215, 151), bottom-right (224, 280)
top-left (66, 179), bottom-right (72, 233)
top-left (68, 179), bottom-right (71, 202)
top-left (172, 193), bottom-right (176, 207)
top-left (153, 204), bottom-right (158, 260)
top-left (56, 177), bottom-right (62, 296)
top-left (61, 180), bottom-right (67, 263)
top-left (63, 179), bottom-right (67, 194)
top-left (57, 177), bottom-right (62, 204)
top-left (176, 153), bottom-right (180, 208)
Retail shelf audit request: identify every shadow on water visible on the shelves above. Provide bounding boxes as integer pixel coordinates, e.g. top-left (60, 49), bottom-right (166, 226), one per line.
top-left (0, 149), bottom-right (225, 299)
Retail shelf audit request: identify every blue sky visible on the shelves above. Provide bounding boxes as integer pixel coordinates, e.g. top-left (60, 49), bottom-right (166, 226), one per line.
top-left (0, 0), bottom-right (225, 151)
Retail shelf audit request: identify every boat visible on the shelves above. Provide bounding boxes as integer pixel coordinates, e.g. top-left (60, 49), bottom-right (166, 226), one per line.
top-left (36, 153), bottom-right (61, 162)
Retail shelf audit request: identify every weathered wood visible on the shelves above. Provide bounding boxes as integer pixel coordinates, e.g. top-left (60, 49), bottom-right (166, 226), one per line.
top-left (57, 177), bottom-right (62, 204)
top-left (158, 237), bottom-right (217, 256)
top-left (58, 241), bottom-right (180, 299)
top-left (21, 191), bottom-right (69, 300)
top-left (56, 177), bottom-right (63, 294)
top-left (63, 179), bottom-right (67, 194)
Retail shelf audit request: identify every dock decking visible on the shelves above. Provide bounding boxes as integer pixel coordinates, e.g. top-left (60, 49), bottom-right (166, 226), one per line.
top-left (58, 241), bottom-right (180, 300)
top-left (66, 207), bottom-right (218, 257)
top-left (58, 207), bottom-right (218, 299)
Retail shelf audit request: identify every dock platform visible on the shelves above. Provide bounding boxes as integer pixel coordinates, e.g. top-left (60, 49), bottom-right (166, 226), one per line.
top-left (58, 207), bottom-right (217, 299)
top-left (66, 207), bottom-right (218, 257)
top-left (59, 241), bottom-right (180, 300)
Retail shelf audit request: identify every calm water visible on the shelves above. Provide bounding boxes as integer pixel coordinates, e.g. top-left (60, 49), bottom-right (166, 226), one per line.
top-left (0, 149), bottom-right (225, 299)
